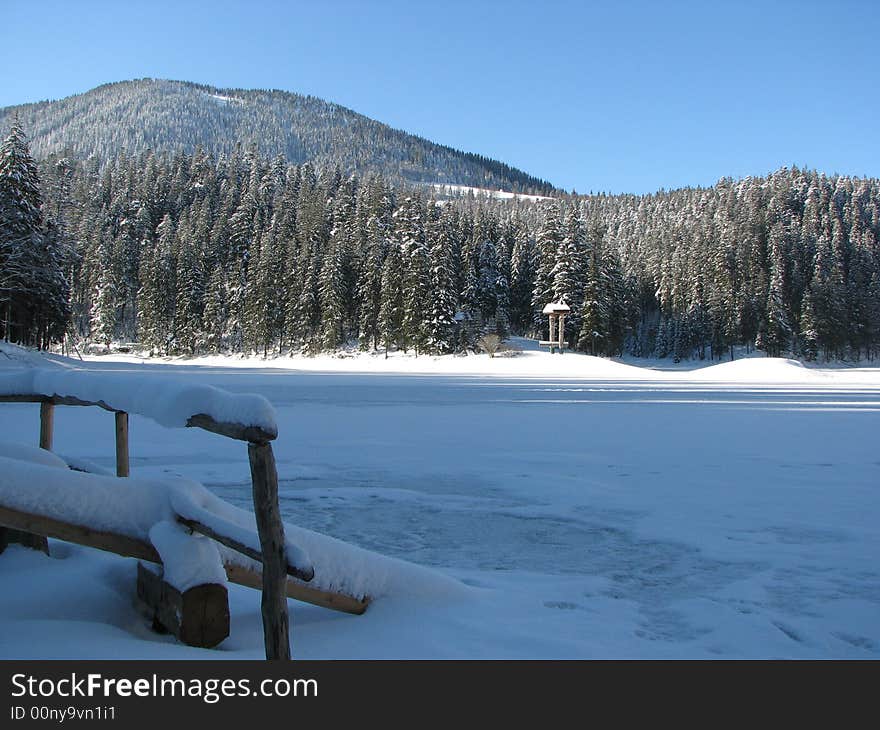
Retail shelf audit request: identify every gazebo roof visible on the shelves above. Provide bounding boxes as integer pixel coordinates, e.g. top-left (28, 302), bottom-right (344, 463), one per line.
top-left (542, 302), bottom-right (571, 314)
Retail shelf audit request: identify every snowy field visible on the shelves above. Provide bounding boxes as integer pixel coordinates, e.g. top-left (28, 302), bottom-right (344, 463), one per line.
top-left (1, 343), bottom-right (879, 658)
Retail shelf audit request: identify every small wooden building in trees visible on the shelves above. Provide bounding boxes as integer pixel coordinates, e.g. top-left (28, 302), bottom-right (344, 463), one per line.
top-left (539, 302), bottom-right (570, 354)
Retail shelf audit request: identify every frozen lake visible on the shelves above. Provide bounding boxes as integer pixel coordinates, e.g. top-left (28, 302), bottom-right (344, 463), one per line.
top-left (2, 352), bottom-right (879, 658)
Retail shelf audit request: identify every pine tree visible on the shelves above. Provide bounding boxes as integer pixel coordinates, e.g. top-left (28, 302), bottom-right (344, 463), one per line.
top-left (758, 224), bottom-right (793, 357)
top-left (89, 231), bottom-right (118, 347)
top-left (294, 246), bottom-right (322, 353)
top-left (558, 207), bottom-right (582, 302)
top-left (174, 221), bottom-right (205, 355)
top-left (426, 207), bottom-right (458, 353)
top-left (1, 118), bottom-right (68, 345)
top-left (531, 201), bottom-right (563, 336)
top-left (508, 227), bottom-right (535, 335)
top-left (602, 245), bottom-right (629, 356)
top-left (319, 239), bottom-right (347, 350)
top-left (138, 213), bottom-right (176, 354)
top-left (577, 248), bottom-right (607, 355)
top-left (202, 265), bottom-right (227, 352)
top-left (379, 243), bottom-right (404, 356)
top-left (759, 278), bottom-right (792, 358)
top-left (397, 196), bottom-right (429, 353)
top-left (799, 285), bottom-right (820, 361)
top-left (357, 215), bottom-right (386, 351)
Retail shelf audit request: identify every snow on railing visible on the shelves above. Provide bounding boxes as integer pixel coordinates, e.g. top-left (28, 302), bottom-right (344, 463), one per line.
top-left (0, 368), bottom-right (278, 442)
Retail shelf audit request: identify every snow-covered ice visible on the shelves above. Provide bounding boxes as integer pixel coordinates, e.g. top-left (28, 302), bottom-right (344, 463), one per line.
top-left (0, 342), bottom-right (878, 658)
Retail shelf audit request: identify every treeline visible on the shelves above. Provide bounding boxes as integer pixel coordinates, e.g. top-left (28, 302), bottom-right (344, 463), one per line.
top-left (4, 122), bottom-right (880, 361)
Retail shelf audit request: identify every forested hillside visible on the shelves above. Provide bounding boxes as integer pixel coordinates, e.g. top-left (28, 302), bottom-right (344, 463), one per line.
top-left (0, 79), bottom-right (553, 193)
top-left (9, 134), bottom-right (877, 362)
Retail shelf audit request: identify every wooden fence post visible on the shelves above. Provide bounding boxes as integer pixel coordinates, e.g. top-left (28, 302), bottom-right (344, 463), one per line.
top-left (5, 402), bottom-right (53, 553)
top-left (247, 441), bottom-right (290, 660)
top-left (40, 402), bottom-right (55, 451)
top-left (1, 402), bottom-right (54, 554)
top-left (115, 411), bottom-right (129, 477)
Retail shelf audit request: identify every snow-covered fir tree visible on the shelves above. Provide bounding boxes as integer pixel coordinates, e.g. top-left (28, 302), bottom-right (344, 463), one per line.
top-left (0, 118), bottom-right (69, 346)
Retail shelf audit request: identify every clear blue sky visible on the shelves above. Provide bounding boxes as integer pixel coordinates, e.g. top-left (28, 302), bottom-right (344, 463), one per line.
top-left (2, 0), bottom-right (878, 194)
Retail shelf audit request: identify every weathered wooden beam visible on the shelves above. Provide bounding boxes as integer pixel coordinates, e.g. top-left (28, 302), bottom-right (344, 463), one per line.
top-left (224, 563), bottom-right (369, 616)
top-left (0, 393), bottom-right (116, 411)
top-left (0, 394), bottom-right (49, 404)
top-left (187, 413), bottom-right (277, 443)
top-left (0, 503), bottom-right (366, 613)
top-left (248, 441), bottom-right (290, 660)
top-left (177, 516), bottom-right (314, 582)
top-left (0, 396), bottom-right (276, 444)
top-left (39, 402), bottom-right (55, 451)
top-left (136, 563), bottom-right (229, 648)
top-left (115, 411), bottom-right (129, 477)
top-left (47, 394), bottom-right (117, 411)
top-left (0, 504), bottom-right (159, 561)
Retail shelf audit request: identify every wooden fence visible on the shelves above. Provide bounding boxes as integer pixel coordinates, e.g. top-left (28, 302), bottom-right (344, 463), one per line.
top-left (0, 392), bottom-right (368, 659)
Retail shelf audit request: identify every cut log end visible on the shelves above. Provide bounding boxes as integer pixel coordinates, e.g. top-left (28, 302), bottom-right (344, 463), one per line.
top-left (136, 563), bottom-right (230, 649)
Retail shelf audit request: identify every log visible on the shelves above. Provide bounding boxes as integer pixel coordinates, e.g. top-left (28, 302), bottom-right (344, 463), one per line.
top-left (177, 516), bottom-right (314, 582)
top-left (115, 411), bottom-right (129, 477)
top-left (248, 441), bottom-right (290, 660)
top-left (0, 395), bottom-right (51, 404)
top-left (0, 503), bottom-right (367, 613)
top-left (0, 504), bottom-right (160, 562)
top-left (136, 562), bottom-right (229, 648)
top-left (225, 563), bottom-right (369, 616)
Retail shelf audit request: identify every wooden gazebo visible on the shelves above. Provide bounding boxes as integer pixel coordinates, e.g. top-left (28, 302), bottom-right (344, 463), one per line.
top-left (539, 302), bottom-right (570, 354)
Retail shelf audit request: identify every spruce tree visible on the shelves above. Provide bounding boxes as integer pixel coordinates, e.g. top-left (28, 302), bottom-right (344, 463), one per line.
top-left (319, 239), bottom-right (347, 350)
top-left (357, 215), bottom-right (386, 351)
top-left (426, 208), bottom-right (458, 353)
top-left (379, 243), bottom-right (404, 356)
top-left (509, 228), bottom-right (535, 334)
top-left (531, 201), bottom-right (563, 336)
top-left (0, 118), bottom-right (68, 345)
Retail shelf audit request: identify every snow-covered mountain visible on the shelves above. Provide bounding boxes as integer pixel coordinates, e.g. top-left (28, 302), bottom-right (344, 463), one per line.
top-left (0, 79), bottom-right (554, 194)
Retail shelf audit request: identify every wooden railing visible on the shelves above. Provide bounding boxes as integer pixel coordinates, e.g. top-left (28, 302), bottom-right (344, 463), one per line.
top-left (0, 391), bottom-right (368, 659)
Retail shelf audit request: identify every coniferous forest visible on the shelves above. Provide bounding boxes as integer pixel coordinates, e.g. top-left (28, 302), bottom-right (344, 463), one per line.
top-left (2, 119), bottom-right (880, 362)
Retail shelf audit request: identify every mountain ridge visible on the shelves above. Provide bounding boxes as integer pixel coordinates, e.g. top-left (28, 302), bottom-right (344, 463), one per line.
top-left (0, 78), bottom-right (555, 194)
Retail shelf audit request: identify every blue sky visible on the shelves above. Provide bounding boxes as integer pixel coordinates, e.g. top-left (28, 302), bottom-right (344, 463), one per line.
top-left (2, 0), bottom-right (878, 194)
